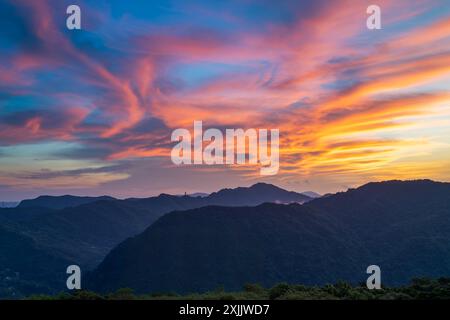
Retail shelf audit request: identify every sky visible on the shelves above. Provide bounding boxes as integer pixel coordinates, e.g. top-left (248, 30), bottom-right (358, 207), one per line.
top-left (0, 0), bottom-right (450, 200)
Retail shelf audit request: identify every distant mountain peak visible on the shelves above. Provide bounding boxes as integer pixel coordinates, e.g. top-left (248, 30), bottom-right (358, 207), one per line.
top-left (360, 179), bottom-right (441, 188)
top-left (353, 179), bottom-right (448, 194)
top-left (18, 195), bottom-right (116, 210)
top-left (250, 182), bottom-right (277, 187)
top-left (207, 182), bottom-right (312, 205)
top-left (248, 182), bottom-right (285, 191)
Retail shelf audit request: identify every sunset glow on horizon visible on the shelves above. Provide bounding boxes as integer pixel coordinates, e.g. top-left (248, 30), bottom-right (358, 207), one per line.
top-left (1, 0), bottom-right (450, 200)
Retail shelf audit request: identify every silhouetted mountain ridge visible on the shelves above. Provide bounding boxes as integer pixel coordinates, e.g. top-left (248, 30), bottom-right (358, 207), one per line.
top-left (18, 195), bottom-right (116, 210)
top-left (0, 182), bottom-right (311, 297)
top-left (88, 179), bottom-right (450, 293)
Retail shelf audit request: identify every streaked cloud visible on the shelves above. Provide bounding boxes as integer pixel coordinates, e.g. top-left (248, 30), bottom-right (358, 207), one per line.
top-left (0, 0), bottom-right (449, 198)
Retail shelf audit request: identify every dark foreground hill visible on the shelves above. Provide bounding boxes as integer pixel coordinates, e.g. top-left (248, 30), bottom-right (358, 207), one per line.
top-left (0, 183), bottom-right (311, 297)
top-left (0, 225), bottom-right (69, 298)
top-left (88, 180), bottom-right (450, 293)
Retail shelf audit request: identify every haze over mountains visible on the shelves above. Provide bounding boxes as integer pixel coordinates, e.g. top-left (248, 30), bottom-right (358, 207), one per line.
top-left (0, 202), bottom-right (19, 208)
top-left (1, 180), bottom-right (450, 298)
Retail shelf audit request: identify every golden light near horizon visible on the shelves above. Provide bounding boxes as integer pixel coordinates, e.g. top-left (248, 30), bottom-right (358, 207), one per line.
top-left (0, 0), bottom-right (450, 199)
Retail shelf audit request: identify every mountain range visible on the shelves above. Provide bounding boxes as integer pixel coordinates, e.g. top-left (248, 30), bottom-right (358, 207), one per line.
top-left (2, 180), bottom-right (450, 298)
top-left (0, 183), bottom-right (312, 297)
top-left (17, 195), bottom-right (116, 210)
top-left (87, 180), bottom-right (450, 294)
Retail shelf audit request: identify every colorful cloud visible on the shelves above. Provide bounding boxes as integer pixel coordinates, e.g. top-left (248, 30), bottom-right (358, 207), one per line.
top-left (0, 0), bottom-right (449, 199)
